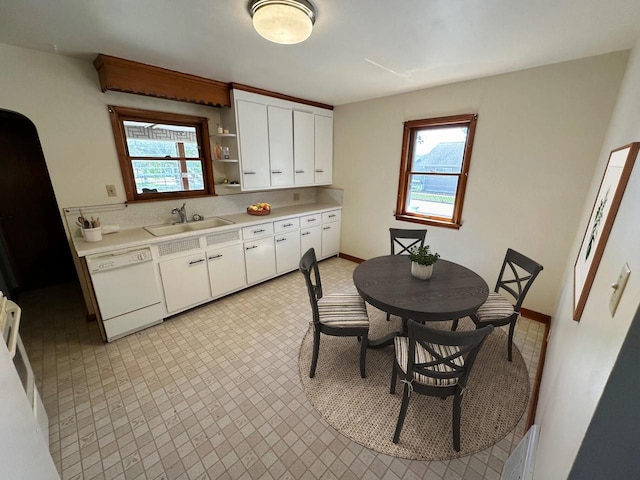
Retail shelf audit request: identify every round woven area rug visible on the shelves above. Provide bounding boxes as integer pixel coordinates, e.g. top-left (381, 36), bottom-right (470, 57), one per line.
top-left (298, 309), bottom-right (530, 460)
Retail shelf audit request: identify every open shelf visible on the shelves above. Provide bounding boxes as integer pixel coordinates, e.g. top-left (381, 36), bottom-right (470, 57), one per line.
top-left (211, 133), bottom-right (237, 138)
top-left (214, 159), bottom-right (239, 163)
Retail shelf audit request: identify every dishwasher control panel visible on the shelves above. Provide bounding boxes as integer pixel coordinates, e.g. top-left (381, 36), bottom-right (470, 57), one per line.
top-left (86, 248), bottom-right (153, 273)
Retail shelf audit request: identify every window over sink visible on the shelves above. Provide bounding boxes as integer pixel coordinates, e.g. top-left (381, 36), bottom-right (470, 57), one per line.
top-left (108, 106), bottom-right (216, 202)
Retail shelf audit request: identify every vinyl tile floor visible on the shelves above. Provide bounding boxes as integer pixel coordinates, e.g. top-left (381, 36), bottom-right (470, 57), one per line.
top-left (19, 256), bottom-right (545, 480)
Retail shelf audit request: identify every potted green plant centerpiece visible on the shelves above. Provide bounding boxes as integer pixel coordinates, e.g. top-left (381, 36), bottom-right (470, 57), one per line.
top-left (408, 245), bottom-right (440, 280)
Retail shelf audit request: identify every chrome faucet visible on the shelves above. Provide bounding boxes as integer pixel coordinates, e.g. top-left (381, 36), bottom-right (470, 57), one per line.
top-left (172, 203), bottom-right (187, 223)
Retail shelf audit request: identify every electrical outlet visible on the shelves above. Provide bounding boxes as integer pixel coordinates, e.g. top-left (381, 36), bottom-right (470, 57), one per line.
top-left (293, 193), bottom-right (300, 201)
top-left (106, 185), bottom-right (117, 197)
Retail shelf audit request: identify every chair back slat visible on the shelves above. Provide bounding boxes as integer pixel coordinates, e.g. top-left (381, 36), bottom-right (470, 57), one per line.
top-left (299, 248), bottom-right (323, 325)
top-left (406, 320), bottom-right (493, 387)
top-left (495, 248), bottom-right (543, 310)
top-left (390, 228), bottom-right (427, 255)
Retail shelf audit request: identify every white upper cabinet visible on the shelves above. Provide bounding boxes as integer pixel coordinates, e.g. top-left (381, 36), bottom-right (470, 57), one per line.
top-left (293, 110), bottom-right (315, 186)
top-left (236, 99), bottom-right (271, 189)
top-left (314, 114), bottom-right (333, 185)
top-left (232, 89), bottom-right (333, 191)
top-left (267, 105), bottom-right (294, 187)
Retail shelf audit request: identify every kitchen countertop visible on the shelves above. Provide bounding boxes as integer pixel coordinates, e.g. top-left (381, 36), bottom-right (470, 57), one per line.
top-left (72, 202), bottom-right (341, 257)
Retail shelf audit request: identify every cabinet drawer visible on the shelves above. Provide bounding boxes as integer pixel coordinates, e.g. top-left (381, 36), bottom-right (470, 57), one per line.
top-left (242, 222), bottom-right (274, 240)
top-left (322, 210), bottom-right (341, 223)
top-left (300, 214), bottom-right (321, 227)
top-left (274, 217), bottom-right (300, 233)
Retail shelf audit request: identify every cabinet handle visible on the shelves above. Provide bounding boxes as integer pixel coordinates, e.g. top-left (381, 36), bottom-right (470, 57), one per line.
top-left (208, 254), bottom-right (223, 260)
top-left (245, 245), bottom-right (258, 250)
top-left (253, 228), bottom-right (265, 234)
top-left (315, 169), bottom-right (324, 173)
top-left (244, 171), bottom-right (256, 175)
top-left (301, 232), bottom-right (310, 236)
top-left (271, 170), bottom-right (282, 174)
top-left (189, 258), bottom-right (205, 265)
top-left (307, 218), bottom-right (317, 223)
top-left (295, 170), bottom-right (304, 174)
top-left (323, 226), bottom-right (331, 230)
top-left (276, 238), bottom-right (286, 243)
top-left (283, 223), bottom-right (293, 227)
top-left (328, 214), bottom-right (336, 218)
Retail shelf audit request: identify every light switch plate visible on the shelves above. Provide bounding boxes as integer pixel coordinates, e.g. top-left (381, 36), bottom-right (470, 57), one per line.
top-left (609, 263), bottom-right (631, 317)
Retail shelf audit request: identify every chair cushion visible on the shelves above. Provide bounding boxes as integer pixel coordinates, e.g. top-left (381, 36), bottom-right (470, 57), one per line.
top-left (317, 294), bottom-right (369, 328)
top-left (475, 292), bottom-right (515, 322)
top-left (394, 336), bottom-right (463, 386)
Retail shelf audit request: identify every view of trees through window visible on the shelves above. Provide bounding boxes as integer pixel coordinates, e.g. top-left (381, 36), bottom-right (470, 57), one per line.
top-left (127, 138), bottom-right (203, 193)
top-left (124, 121), bottom-right (205, 194)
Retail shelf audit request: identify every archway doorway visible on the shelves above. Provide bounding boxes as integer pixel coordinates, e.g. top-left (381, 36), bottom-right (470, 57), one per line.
top-left (0, 109), bottom-right (77, 299)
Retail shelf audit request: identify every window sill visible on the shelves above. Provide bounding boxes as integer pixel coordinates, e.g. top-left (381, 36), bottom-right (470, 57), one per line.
top-left (395, 213), bottom-right (461, 230)
top-left (125, 192), bottom-right (217, 204)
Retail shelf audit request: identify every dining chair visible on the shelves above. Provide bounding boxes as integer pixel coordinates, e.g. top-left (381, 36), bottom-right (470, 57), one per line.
top-left (390, 228), bottom-right (427, 255)
top-left (390, 319), bottom-right (494, 451)
top-left (299, 248), bottom-right (370, 378)
top-left (452, 248), bottom-right (543, 361)
top-left (386, 228), bottom-right (428, 320)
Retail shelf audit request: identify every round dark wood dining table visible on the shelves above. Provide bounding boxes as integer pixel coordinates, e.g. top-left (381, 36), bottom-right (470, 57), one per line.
top-left (352, 255), bottom-right (489, 348)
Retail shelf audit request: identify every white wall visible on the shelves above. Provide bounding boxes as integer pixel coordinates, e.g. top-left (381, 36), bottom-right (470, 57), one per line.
top-left (533, 40), bottom-right (640, 479)
top-left (0, 44), bottom-right (222, 209)
top-left (333, 52), bottom-right (628, 315)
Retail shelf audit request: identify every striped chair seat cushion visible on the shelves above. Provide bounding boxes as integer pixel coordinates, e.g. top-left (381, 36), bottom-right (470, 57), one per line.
top-left (317, 294), bottom-right (369, 328)
top-left (394, 336), bottom-right (464, 386)
top-left (475, 292), bottom-right (515, 322)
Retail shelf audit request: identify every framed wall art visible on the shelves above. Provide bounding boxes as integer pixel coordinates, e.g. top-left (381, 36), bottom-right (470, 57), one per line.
top-left (573, 142), bottom-right (639, 321)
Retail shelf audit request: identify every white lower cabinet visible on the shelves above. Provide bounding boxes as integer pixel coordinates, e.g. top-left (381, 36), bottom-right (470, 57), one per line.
top-left (321, 223), bottom-right (341, 258)
top-left (153, 208), bottom-right (341, 318)
top-left (244, 236), bottom-right (276, 284)
top-left (275, 231), bottom-right (301, 274)
top-left (207, 243), bottom-right (247, 298)
top-left (159, 253), bottom-right (211, 313)
top-left (300, 225), bottom-right (321, 257)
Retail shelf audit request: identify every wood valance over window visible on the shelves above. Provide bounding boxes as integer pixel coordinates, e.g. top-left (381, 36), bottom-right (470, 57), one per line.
top-left (93, 54), bottom-right (231, 108)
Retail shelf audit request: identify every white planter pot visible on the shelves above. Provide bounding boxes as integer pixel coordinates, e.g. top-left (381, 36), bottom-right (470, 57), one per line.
top-left (411, 262), bottom-right (433, 280)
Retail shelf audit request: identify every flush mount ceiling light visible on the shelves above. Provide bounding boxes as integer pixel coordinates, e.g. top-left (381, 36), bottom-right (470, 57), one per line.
top-left (249, 0), bottom-right (316, 45)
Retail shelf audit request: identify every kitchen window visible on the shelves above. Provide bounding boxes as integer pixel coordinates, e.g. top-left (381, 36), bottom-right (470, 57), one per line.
top-left (108, 106), bottom-right (215, 202)
top-left (395, 114), bottom-right (478, 229)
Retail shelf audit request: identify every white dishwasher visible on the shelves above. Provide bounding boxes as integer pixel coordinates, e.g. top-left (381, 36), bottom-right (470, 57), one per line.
top-left (87, 247), bottom-right (164, 341)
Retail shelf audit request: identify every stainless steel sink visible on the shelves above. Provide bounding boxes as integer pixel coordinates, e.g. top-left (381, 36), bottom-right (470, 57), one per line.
top-left (144, 217), bottom-right (234, 237)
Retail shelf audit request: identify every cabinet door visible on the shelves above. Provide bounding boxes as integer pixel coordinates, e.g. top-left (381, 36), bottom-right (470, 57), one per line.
top-left (159, 253), bottom-right (211, 313)
top-left (244, 236), bottom-right (276, 284)
top-left (207, 244), bottom-right (247, 298)
top-left (268, 105), bottom-right (294, 187)
top-left (275, 231), bottom-right (301, 274)
top-left (314, 114), bottom-right (333, 185)
top-left (300, 225), bottom-right (321, 258)
top-left (237, 99), bottom-right (271, 189)
top-left (321, 222), bottom-right (341, 258)
top-left (293, 110), bottom-right (314, 185)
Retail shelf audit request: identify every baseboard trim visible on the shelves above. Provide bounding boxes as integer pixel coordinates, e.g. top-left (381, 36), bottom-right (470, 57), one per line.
top-left (526, 319), bottom-right (550, 430)
top-left (521, 307), bottom-right (551, 324)
top-left (338, 252), bottom-right (365, 264)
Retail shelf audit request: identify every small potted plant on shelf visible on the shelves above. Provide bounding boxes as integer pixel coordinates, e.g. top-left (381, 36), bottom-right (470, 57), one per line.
top-left (408, 245), bottom-right (440, 280)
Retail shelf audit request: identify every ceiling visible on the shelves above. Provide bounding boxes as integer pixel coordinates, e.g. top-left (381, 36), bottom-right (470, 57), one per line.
top-left (1, 0), bottom-right (640, 106)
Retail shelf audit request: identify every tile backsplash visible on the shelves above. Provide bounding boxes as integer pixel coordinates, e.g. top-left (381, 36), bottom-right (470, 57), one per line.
top-left (63, 187), bottom-right (343, 232)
